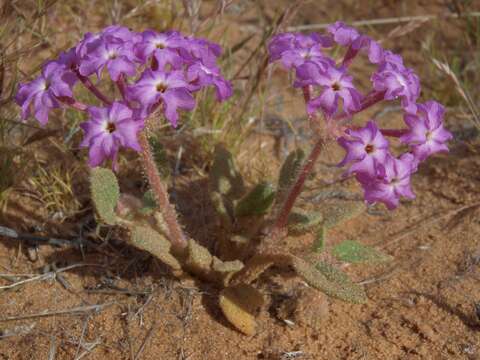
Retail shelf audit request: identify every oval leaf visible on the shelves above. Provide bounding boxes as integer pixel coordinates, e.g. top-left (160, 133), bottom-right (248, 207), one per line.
top-left (219, 283), bottom-right (264, 335)
top-left (90, 168), bottom-right (120, 225)
top-left (276, 149), bottom-right (305, 204)
top-left (332, 240), bottom-right (392, 263)
top-left (235, 182), bottom-right (276, 217)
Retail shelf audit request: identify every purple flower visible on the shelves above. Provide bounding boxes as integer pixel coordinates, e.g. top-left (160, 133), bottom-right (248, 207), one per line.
top-left (360, 153), bottom-right (416, 209)
top-left (79, 39), bottom-right (137, 81)
top-left (327, 21), bottom-right (360, 46)
top-left (400, 100), bottom-right (452, 161)
top-left (128, 69), bottom-right (195, 127)
top-left (182, 36), bottom-right (223, 63)
top-left (268, 33), bottom-right (297, 62)
top-left (269, 33), bottom-right (333, 70)
top-left (77, 26), bottom-right (138, 58)
top-left (372, 62), bottom-right (420, 113)
top-left (134, 30), bottom-right (184, 65)
top-left (187, 59), bottom-right (233, 101)
top-left (338, 120), bottom-right (390, 176)
top-left (80, 102), bottom-right (143, 168)
top-left (296, 62), bottom-right (362, 116)
top-left (15, 61), bottom-right (77, 125)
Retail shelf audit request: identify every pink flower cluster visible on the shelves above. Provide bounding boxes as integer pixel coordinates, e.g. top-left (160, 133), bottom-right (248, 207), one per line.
top-left (269, 22), bottom-right (452, 209)
top-left (15, 26), bottom-right (232, 168)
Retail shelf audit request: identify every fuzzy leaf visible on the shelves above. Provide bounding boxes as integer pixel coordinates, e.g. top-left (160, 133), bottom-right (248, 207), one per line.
top-left (219, 283), bottom-right (264, 335)
top-left (90, 167), bottom-right (120, 225)
top-left (185, 239), bottom-right (213, 276)
top-left (148, 136), bottom-right (171, 180)
top-left (288, 210), bottom-right (323, 234)
top-left (209, 144), bottom-right (245, 199)
top-left (322, 201), bottom-right (365, 229)
top-left (332, 240), bottom-right (392, 263)
top-left (231, 253), bottom-right (367, 304)
top-left (212, 257), bottom-right (244, 286)
top-left (235, 182), bottom-right (276, 217)
top-left (293, 258), bottom-right (366, 304)
top-left (315, 261), bottom-right (366, 303)
top-left (130, 225), bottom-right (182, 271)
top-left (140, 190), bottom-right (157, 215)
top-left (276, 149), bottom-right (305, 204)
top-left (312, 226), bottom-right (326, 252)
top-left (210, 191), bottom-right (234, 228)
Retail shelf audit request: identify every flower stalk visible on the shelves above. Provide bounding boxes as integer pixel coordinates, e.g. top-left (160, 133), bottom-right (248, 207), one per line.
top-left (138, 131), bottom-right (188, 250)
top-left (271, 137), bottom-right (325, 235)
top-left (268, 86), bottom-right (325, 241)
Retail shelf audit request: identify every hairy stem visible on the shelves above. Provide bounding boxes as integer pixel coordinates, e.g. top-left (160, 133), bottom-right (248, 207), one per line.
top-left (268, 86), bottom-right (325, 241)
top-left (75, 70), bottom-right (112, 105)
top-left (138, 131), bottom-right (187, 250)
top-left (271, 137), bottom-right (325, 234)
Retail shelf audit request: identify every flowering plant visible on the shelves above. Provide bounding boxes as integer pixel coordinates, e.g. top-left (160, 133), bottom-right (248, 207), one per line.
top-left (269, 21), bottom-right (452, 210)
top-left (16, 25), bottom-right (232, 170)
top-left (14, 23), bottom-right (453, 336)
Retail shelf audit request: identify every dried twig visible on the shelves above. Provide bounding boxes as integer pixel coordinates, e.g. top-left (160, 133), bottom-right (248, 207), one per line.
top-left (134, 321), bottom-right (158, 360)
top-left (74, 315), bottom-right (91, 360)
top-left (0, 225), bottom-right (96, 248)
top-left (0, 263), bottom-right (104, 290)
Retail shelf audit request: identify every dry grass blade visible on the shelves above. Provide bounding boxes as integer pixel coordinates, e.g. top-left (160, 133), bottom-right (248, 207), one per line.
top-left (432, 58), bottom-right (480, 129)
top-left (385, 18), bottom-right (430, 40)
top-left (0, 302), bottom-right (117, 322)
top-left (287, 12), bottom-right (480, 31)
top-left (377, 202), bottom-right (480, 248)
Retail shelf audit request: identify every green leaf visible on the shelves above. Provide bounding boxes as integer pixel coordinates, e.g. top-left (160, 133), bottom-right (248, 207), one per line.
top-left (90, 168), bottom-right (120, 225)
top-left (332, 240), bottom-right (392, 263)
top-left (130, 225), bottom-right (182, 271)
top-left (209, 145), bottom-right (245, 224)
top-left (288, 210), bottom-right (323, 234)
top-left (235, 182), bottom-right (276, 217)
top-left (209, 144), bottom-right (245, 199)
top-left (314, 261), bottom-right (367, 303)
top-left (148, 136), bottom-right (171, 180)
top-left (312, 226), bottom-right (326, 252)
top-left (322, 201), bottom-right (365, 229)
top-left (231, 253), bottom-right (367, 304)
top-left (276, 149), bottom-right (304, 204)
top-left (139, 190), bottom-right (157, 215)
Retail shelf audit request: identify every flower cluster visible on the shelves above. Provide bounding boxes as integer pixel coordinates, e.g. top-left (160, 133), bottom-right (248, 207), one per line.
top-left (269, 22), bottom-right (452, 209)
top-left (15, 26), bottom-right (232, 168)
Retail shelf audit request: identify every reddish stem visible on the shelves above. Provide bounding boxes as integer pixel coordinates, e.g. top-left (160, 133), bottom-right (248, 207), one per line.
top-left (380, 128), bottom-right (408, 137)
top-left (116, 74), bottom-right (127, 101)
top-left (334, 90), bottom-right (386, 121)
top-left (138, 131), bottom-right (188, 250)
top-left (268, 86), bottom-right (325, 241)
top-left (75, 70), bottom-right (112, 105)
top-left (341, 44), bottom-right (359, 67)
top-left (272, 137), bottom-right (325, 233)
top-left (56, 96), bottom-right (88, 111)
